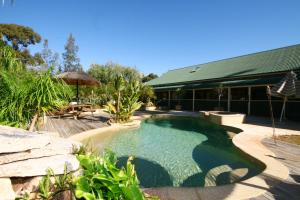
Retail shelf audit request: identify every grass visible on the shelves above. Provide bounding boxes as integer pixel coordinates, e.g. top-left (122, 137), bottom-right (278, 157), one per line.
top-left (275, 135), bottom-right (300, 145)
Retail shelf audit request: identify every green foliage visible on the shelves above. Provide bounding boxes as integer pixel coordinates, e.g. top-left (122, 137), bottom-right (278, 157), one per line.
top-left (0, 67), bottom-right (72, 128)
top-left (29, 69), bottom-right (72, 115)
top-left (72, 142), bottom-right (95, 156)
top-left (88, 62), bottom-right (141, 85)
top-left (0, 24), bottom-right (41, 50)
top-left (0, 24), bottom-right (43, 66)
top-left (74, 151), bottom-right (145, 200)
top-left (104, 75), bottom-right (142, 122)
top-left (51, 165), bottom-right (73, 191)
top-left (15, 192), bottom-right (30, 200)
top-left (86, 62), bottom-right (142, 106)
top-left (139, 85), bottom-right (156, 105)
top-left (62, 33), bottom-right (82, 72)
top-left (36, 166), bottom-right (73, 200)
top-left (38, 171), bottom-right (53, 199)
top-left (84, 63), bottom-right (157, 108)
top-left (0, 44), bottom-right (23, 71)
top-left (17, 149), bottom-right (159, 200)
top-left (141, 73), bottom-right (158, 83)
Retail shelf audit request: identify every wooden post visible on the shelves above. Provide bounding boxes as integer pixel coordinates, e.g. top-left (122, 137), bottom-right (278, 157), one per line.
top-left (248, 86), bottom-right (251, 115)
top-left (192, 89), bottom-right (195, 112)
top-left (227, 87), bottom-right (231, 112)
top-left (168, 91), bottom-right (171, 108)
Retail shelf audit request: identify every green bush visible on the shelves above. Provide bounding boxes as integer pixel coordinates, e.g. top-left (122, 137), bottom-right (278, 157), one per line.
top-left (74, 151), bottom-right (145, 200)
top-left (17, 148), bottom-right (158, 200)
top-left (104, 75), bottom-right (142, 122)
top-left (0, 45), bottom-right (72, 128)
top-left (0, 68), bottom-right (72, 128)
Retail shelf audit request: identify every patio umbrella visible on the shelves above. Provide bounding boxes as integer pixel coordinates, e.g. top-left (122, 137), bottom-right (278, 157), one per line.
top-left (56, 71), bottom-right (100, 103)
top-left (270, 71), bottom-right (298, 122)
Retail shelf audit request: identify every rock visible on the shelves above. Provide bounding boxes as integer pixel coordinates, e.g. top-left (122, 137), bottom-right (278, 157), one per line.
top-left (0, 154), bottom-right (79, 177)
top-left (0, 178), bottom-right (15, 200)
top-left (0, 126), bottom-right (51, 153)
top-left (53, 190), bottom-right (73, 200)
top-left (0, 137), bottom-right (80, 164)
top-left (11, 176), bottom-right (42, 196)
top-left (38, 130), bottom-right (61, 138)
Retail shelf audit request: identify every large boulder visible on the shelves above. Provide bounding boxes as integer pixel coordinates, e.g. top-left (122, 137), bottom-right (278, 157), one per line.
top-left (0, 137), bottom-right (80, 165)
top-left (0, 125), bottom-right (81, 198)
top-left (0, 178), bottom-right (15, 200)
top-left (0, 125), bottom-right (80, 177)
top-left (0, 154), bottom-right (79, 178)
top-left (0, 126), bottom-right (51, 153)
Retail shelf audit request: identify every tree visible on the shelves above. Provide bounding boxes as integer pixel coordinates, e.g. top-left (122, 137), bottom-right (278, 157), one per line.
top-left (41, 39), bottom-right (61, 71)
top-left (88, 62), bottom-right (141, 84)
top-left (104, 75), bottom-right (142, 122)
top-left (139, 84), bottom-right (156, 106)
top-left (62, 33), bottom-right (81, 72)
top-left (0, 24), bottom-right (43, 66)
top-left (142, 73), bottom-right (158, 83)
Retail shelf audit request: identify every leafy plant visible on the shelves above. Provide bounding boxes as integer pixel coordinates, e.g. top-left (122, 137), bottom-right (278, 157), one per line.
top-left (38, 171), bottom-right (53, 199)
top-left (74, 151), bottom-right (145, 200)
top-left (17, 149), bottom-right (158, 200)
top-left (36, 166), bottom-right (73, 200)
top-left (104, 75), bottom-right (142, 122)
top-left (15, 192), bottom-right (30, 200)
top-left (0, 66), bottom-right (72, 129)
top-left (139, 85), bottom-right (156, 106)
top-left (0, 44), bottom-right (23, 71)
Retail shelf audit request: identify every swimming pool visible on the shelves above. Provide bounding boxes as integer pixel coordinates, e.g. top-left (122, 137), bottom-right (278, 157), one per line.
top-left (91, 116), bottom-right (264, 188)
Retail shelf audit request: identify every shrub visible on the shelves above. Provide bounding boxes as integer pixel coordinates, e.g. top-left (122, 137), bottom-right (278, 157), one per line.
top-left (17, 150), bottom-right (159, 200)
top-left (0, 68), bottom-right (72, 128)
top-left (74, 151), bottom-right (145, 200)
top-left (104, 75), bottom-right (142, 122)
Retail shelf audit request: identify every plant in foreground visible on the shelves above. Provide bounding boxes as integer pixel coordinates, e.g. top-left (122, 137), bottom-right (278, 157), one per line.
top-left (74, 150), bottom-right (146, 200)
top-left (17, 150), bottom-right (158, 200)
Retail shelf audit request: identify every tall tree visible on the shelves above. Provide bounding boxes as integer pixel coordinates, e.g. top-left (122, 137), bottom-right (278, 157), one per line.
top-left (41, 39), bottom-right (61, 71)
top-left (88, 62), bottom-right (141, 84)
top-left (142, 73), bottom-right (158, 83)
top-left (62, 33), bottom-right (81, 72)
top-left (0, 24), bottom-right (43, 66)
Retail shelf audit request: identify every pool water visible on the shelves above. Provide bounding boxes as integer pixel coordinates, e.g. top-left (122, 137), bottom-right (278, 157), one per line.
top-left (93, 116), bottom-right (264, 188)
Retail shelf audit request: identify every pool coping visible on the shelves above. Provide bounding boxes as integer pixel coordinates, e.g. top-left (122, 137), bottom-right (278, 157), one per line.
top-left (69, 113), bottom-right (291, 200)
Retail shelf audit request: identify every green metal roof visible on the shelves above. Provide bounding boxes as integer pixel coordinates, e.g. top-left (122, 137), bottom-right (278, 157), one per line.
top-left (148, 44), bottom-right (300, 87)
top-left (155, 77), bottom-right (282, 91)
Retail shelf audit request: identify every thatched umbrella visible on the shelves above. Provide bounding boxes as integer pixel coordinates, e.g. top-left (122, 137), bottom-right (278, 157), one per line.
top-left (270, 71), bottom-right (298, 122)
top-left (56, 71), bottom-right (100, 103)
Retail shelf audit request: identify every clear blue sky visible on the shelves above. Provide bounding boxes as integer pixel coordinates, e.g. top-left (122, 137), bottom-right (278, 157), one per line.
top-left (1, 0), bottom-right (300, 75)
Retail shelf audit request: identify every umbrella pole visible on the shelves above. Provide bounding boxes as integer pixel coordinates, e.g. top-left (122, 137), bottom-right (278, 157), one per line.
top-left (267, 86), bottom-right (276, 144)
top-left (77, 80), bottom-right (79, 104)
top-left (280, 97), bottom-right (287, 122)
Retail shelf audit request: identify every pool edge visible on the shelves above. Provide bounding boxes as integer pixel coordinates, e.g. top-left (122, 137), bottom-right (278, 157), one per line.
top-left (68, 113), bottom-right (290, 200)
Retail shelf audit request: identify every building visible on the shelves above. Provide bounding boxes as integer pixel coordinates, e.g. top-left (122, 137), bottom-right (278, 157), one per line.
top-left (147, 44), bottom-right (300, 120)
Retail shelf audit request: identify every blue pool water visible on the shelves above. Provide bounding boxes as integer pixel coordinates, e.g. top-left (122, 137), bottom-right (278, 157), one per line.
top-left (93, 116), bottom-right (264, 188)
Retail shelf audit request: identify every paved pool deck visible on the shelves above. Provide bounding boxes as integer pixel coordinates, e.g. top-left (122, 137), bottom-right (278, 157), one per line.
top-left (69, 111), bottom-right (300, 200)
top-left (251, 138), bottom-right (300, 200)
